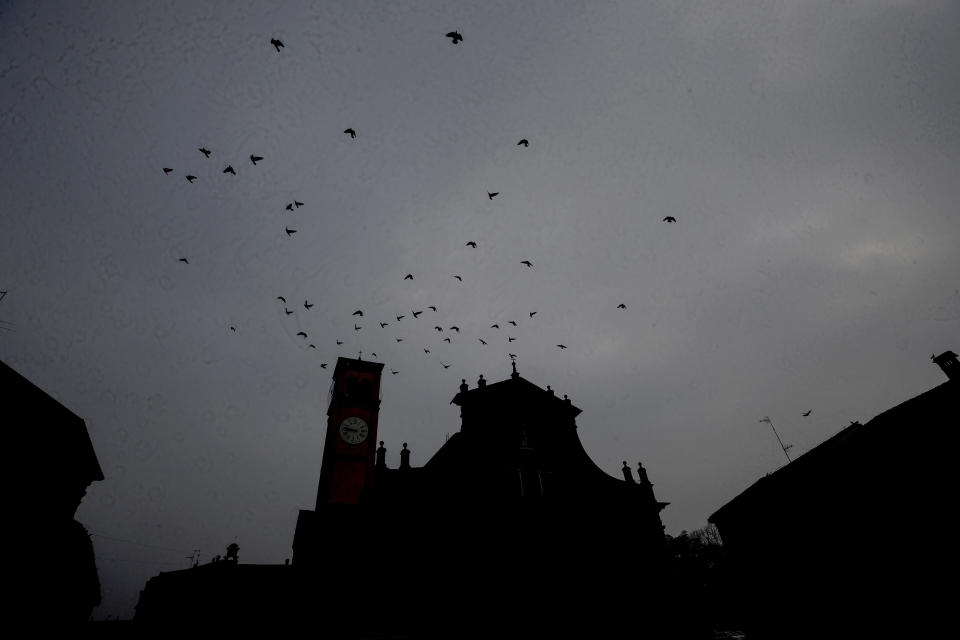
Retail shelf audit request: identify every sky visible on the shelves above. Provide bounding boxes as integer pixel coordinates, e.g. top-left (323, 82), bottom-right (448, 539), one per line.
top-left (1, 0), bottom-right (958, 620)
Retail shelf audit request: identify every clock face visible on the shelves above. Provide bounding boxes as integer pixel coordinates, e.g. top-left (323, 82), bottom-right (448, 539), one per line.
top-left (339, 416), bottom-right (369, 445)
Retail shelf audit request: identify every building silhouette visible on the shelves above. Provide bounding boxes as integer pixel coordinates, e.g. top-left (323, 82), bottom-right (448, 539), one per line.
top-left (709, 350), bottom-right (959, 639)
top-left (4, 359), bottom-right (104, 623)
top-left (137, 358), bottom-right (676, 634)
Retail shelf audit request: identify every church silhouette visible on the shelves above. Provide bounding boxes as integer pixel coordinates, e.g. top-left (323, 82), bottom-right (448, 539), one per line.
top-left (137, 357), bottom-right (677, 635)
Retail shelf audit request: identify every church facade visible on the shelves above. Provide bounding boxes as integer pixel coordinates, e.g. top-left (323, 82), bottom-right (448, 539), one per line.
top-left (138, 357), bottom-right (673, 634)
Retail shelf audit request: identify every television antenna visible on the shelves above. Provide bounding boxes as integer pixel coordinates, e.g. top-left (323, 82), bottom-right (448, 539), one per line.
top-left (759, 416), bottom-right (793, 462)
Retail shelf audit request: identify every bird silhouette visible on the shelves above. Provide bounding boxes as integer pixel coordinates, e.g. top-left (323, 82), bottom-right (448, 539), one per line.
top-left (450, 326), bottom-right (460, 332)
top-left (294, 200), bottom-right (303, 208)
top-left (663, 216), bottom-right (676, 223)
top-left (285, 308), bottom-right (293, 315)
top-left (309, 344), bottom-right (316, 349)
top-left (396, 338), bottom-right (403, 342)
top-left (321, 363), bottom-right (328, 369)
top-left (285, 227), bottom-right (297, 236)
top-left (185, 175), bottom-right (197, 183)
top-left (479, 339), bottom-right (487, 345)
top-left (352, 310), bottom-right (363, 317)
top-left (802, 410), bottom-right (812, 417)
top-left (557, 344), bottom-right (567, 350)
top-left (277, 296), bottom-right (286, 303)
top-left (428, 306), bottom-right (437, 312)
top-left (435, 326), bottom-right (443, 332)
top-left (177, 258), bottom-right (189, 264)
top-left (617, 303), bottom-right (627, 309)
top-left (250, 155), bottom-right (263, 165)
top-left (286, 203), bottom-right (294, 211)
top-left (443, 337), bottom-right (451, 343)
top-left (521, 260), bottom-right (533, 267)
top-left (391, 370), bottom-right (398, 375)
top-left (336, 340), bottom-right (344, 345)
top-left (199, 147), bottom-right (211, 158)
top-left (487, 191), bottom-right (499, 200)
top-left (491, 324), bottom-right (500, 329)
top-left (163, 167), bottom-right (173, 174)
top-left (453, 275), bottom-right (462, 282)
top-left (379, 322), bottom-right (389, 328)
top-left (354, 324), bottom-right (361, 331)
top-left (223, 165), bottom-right (236, 175)
top-left (441, 362), bottom-right (451, 369)
top-left (396, 314), bottom-right (405, 321)
top-left (297, 331), bottom-right (308, 338)
top-left (529, 311), bottom-right (537, 317)
top-left (509, 353), bottom-right (517, 359)
top-left (304, 300), bottom-right (314, 310)
top-left (517, 139), bottom-right (529, 147)
top-left (230, 326), bottom-right (236, 332)
top-left (412, 310), bottom-right (422, 318)
top-left (508, 321), bottom-right (517, 326)
top-left (270, 38), bottom-right (284, 52)
top-left (344, 128), bottom-right (356, 138)
top-left (508, 337), bottom-right (516, 342)
top-left (404, 273), bottom-right (413, 280)
top-left (424, 348), bottom-right (431, 354)
top-left (465, 241), bottom-right (477, 248)
top-left (371, 353), bottom-right (377, 358)
top-left (446, 31), bottom-right (463, 44)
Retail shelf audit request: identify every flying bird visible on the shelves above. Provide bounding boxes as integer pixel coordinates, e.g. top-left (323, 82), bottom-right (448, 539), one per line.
top-left (412, 310), bottom-right (422, 318)
top-left (177, 258), bottom-right (189, 264)
top-left (403, 273), bottom-right (413, 280)
top-left (199, 147), bottom-right (211, 158)
top-left (396, 338), bottom-right (403, 342)
top-left (297, 331), bottom-right (308, 338)
top-left (557, 344), bottom-right (567, 350)
top-left (391, 370), bottom-right (398, 375)
top-left (487, 191), bottom-right (499, 200)
top-left (250, 155), bottom-right (263, 165)
top-left (379, 322), bottom-right (389, 328)
top-left (663, 216), bottom-right (676, 223)
top-left (277, 296), bottom-right (286, 303)
top-left (286, 203), bottom-right (294, 211)
top-left (309, 344), bottom-right (316, 349)
top-left (424, 348), bottom-right (431, 354)
top-left (441, 362), bottom-right (451, 369)
top-left (446, 31), bottom-right (463, 44)
top-left (304, 300), bottom-right (314, 310)
top-left (617, 303), bottom-right (627, 309)
top-left (294, 201), bottom-right (303, 208)
top-left (352, 310), bottom-right (363, 317)
top-left (478, 339), bottom-right (487, 345)
top-left (802, 410), bottom-right (812, 417)
top-left (230, 326), bottom-right (236, 332)
top-left (517, 139), bottom-right (529, 147)
top-left (223, 165), bottom-right (236, 175)
top-left (508, 321), bottom-right (517, 326)
top-left (435, 326), bottom-right (443, 332)
top-left (509, 353), bottom-right (517, 359)
top-left (491, 324), bottom-right (499, 329)
top-left (284, 308), bottom-right (293, 315)
top-left (344, 128), bottom-right (356, 139)
top-left (453, 275), bottom-right (462, 282)
top-left (163, 167), bottom-right (173, 175)
top-left (336, 340), bottom-right (344, 345)
top-left (321, 363), bottom-right (328, 369)
top-left (508, 337), bottom-right (516, 342)
top-left (185, 175), bottom-right (197, 183)
top-left (529, 311), bottom-right (537, 318)
top-left (270, 38), bottom-right (284, 52)
top-left (520, 260), bottom-right (533, 268)
top-left (428, 306), bottom-right (437, 312)
top-left (371, 353), bottom-right (377, 358)
top-left (396, 314), bottom-right (405, 321)
top-left (443, 338), bottom-right (451, 343)
top-left (450, 326), bottom-right (460, 332)
top-left (285, 227), bottom-right (297, 236)
top-left (354, 324), bottom-right (361, 331)
top-left (465, 241), bottom-right (477, 248)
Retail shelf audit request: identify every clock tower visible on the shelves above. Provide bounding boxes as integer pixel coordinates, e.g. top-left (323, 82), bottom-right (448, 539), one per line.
top-left (315, 356), bottom-right (384, 505)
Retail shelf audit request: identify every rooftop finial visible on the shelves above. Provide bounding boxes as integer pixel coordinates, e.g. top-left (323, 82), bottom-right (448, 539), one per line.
top-left (459, 378), bottom-right (468, 394)
top-left (547, 385), bottom-right (554, 396)
top-left (478, 374), bottom-right (486, 389)
top-left (511, 360), bottom-right (518, 378)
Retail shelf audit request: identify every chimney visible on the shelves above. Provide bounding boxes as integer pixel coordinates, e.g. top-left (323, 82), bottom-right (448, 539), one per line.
top-left (932, 350), bottom-right (959, 382)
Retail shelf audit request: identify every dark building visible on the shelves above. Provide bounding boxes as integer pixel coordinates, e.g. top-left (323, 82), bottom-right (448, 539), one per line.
top-left (137, 358), bottom-right (675, 635)
top-left (708, 351), bottom-right (959, 639)
top-left (4, 359), bottom-right (104, 623)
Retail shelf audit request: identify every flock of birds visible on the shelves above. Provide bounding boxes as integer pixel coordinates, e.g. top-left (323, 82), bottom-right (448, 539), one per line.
top-left (161, 32), bottom-right (681, 377)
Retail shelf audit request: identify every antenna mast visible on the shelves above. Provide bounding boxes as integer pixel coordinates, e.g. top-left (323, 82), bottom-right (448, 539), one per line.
top-left (759, 416), bottom-right (793, 462)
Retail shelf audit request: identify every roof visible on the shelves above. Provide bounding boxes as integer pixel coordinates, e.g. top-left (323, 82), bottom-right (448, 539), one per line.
top-left (333, 356), bottom-right (384, 377)
top-left (451, 372), bottom-right (582, 420)
top-left (709, 379), bottom-right (957, 525)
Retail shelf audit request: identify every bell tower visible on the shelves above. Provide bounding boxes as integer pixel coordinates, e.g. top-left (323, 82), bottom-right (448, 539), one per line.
top-left (316, 356), bottom-right (384, 505)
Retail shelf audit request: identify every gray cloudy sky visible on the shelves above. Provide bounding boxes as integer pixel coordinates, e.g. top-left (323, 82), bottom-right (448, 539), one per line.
top-left (1, 0), bottom-right (958, 619)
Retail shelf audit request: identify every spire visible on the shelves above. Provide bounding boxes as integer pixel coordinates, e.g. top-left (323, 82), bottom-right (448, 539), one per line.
top-left (511, 360), bottom-right (519, 379)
